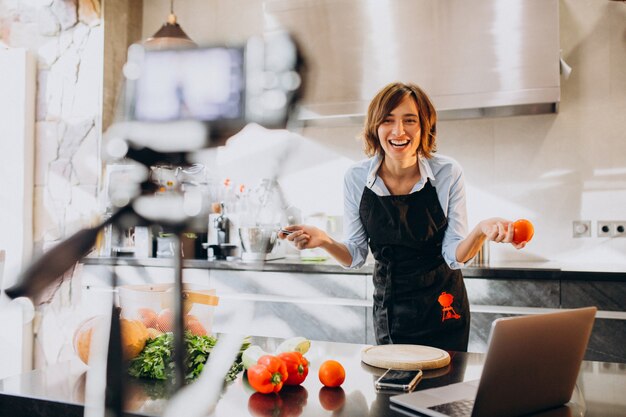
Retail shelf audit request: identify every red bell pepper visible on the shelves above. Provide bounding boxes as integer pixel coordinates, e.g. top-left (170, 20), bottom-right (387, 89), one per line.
top-left (247, 355), bottom-right (288, 394)
top-left (277, 351), bottom-right (309, 385)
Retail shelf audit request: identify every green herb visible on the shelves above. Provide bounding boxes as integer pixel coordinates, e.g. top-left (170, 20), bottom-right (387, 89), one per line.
top-left (128, 332), bottom-right (251, 383)
top-left (184, 332), bottom-right (217, 380)
top-left (128, 333), bottom-right (174, 380)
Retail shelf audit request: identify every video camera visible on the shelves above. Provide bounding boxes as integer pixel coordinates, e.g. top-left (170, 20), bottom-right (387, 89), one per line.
top-left (106, 31), bottom-right (305, 165)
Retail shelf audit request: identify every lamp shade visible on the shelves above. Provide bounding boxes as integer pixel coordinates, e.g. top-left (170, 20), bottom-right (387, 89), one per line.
top-left (144, 13), bottom-right (197, 50)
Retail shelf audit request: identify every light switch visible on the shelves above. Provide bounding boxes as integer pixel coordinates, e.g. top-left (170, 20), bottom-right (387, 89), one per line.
top-left (572, 221), bottom-right (591, 238)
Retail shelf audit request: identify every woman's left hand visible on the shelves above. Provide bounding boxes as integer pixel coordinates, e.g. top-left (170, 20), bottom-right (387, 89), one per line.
top-left (479, 218), bottom-right (526, 249)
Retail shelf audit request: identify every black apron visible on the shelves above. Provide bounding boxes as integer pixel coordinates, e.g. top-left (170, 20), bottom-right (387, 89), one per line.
top-left (359, 180), bottom-right (470, 351)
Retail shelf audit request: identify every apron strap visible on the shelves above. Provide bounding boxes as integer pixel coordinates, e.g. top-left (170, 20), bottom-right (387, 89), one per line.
top-left (377, 246), bottom-right (395, 344)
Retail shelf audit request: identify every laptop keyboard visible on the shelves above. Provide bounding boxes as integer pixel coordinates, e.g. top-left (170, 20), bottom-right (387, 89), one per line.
top-left (428, 398), bottom-right (475, 416)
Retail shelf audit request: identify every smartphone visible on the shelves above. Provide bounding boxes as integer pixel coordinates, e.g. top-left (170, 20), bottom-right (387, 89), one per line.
top-left (374, 369), bottom-right (423, 392)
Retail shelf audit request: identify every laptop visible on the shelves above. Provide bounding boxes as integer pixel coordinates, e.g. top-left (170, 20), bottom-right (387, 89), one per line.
top-left (390, 307), bottom-right (597, 417)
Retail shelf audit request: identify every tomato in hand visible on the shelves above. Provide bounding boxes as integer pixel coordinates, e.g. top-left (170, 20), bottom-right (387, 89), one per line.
top-left (318, 360), bottom-right (345, 388)
top-left (512, 219), bottom-right (534, 244)
top-left (277, 351), bottom-right (309, 385)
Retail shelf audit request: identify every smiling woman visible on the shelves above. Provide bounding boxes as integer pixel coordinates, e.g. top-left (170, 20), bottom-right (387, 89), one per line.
top-left (363, 83), bottom-right (437, 160)
top-left (280, 82), bottom-right (530, 352)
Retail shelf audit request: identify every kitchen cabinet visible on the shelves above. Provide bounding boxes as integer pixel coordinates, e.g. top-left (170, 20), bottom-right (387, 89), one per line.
top-left (209, 270), bottom-right (371, 343)
top-left (80, 264), bottom-right (372, 344)
top-left (561, 280), bottom-right (626, 363)
top-left (80, 259), bottom-right (626, 363)
top-left (463, 278), bottom-right (560, 352)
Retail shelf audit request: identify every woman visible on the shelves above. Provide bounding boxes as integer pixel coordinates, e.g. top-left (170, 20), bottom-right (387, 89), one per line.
top-left (280, 82), bottom-right (526, 351)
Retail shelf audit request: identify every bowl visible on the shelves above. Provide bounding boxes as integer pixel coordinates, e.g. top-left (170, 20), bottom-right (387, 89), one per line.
top-left (238, 227), bottom-right (278, 254)
top-left (118, 284), bottom-right (219, 338)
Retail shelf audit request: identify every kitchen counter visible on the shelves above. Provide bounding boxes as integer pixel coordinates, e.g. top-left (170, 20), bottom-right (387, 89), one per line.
top-left (0, 336), bottom-right (624, 417)
top-left (82, 256), bottom-right (626, 282)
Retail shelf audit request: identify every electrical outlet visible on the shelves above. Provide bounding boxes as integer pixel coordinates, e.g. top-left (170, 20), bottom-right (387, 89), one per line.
top-left (597, 221), bottom-right (626, 237)
top-left (572, 221), bottom-right (591, 238)
top-left (597, 221), bottom-right (613, 237)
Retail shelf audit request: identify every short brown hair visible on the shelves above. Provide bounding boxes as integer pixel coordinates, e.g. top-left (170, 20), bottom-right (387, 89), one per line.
top-left (362, 82), bottom-right (437, 158)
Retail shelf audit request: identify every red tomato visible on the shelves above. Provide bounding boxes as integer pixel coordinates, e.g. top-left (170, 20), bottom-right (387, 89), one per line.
top-left (512, 219), bottom-right (535, 244)
top-left (318, 360), bottom-right (345, 388)
top-left (318, 386), bottom-right (346, 411)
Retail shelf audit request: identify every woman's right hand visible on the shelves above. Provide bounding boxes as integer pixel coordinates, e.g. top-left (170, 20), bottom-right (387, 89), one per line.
top-left (278, 225), bottom-right (331, 250)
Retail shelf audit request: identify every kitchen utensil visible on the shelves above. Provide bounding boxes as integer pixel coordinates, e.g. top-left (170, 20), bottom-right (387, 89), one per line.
top-left (238, 226), bottom-right (278, 261)
top-left (361, 344), bottom-right (450, 371)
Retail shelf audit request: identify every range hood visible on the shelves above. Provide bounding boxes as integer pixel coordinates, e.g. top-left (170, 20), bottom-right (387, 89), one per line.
top-left (264, 0), bottom-right (560, 123)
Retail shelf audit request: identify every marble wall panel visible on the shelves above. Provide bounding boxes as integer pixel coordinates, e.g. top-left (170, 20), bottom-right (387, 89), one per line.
top-left (561, 281), bottom-right (626, 311)
top-left (464, 278), bottom-right (560, 308)
top-left (584, 319), bottom-right (626, 363)
top-left (210, 270), bottom-right (368, 300)
top-left (213, 298), bottom-right (367, 344)
top-left (468, 312), bottom-right (514, 353)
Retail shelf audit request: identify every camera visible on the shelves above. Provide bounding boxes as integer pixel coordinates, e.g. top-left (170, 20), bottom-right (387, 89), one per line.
top-left (107, 31), bottom-right (305, 162)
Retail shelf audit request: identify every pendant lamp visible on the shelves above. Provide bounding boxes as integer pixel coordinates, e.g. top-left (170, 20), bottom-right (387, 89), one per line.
top-left (144, 0), bottom-right (197, 49)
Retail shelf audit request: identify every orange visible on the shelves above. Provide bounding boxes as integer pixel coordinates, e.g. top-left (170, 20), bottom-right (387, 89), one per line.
top-left (512, 219), bottom-right (535, 244)
top-left (185, 316), bottom-right (207, 336)
top-left (318, 360), bottom-right (346, 387)
top-left (120, 318), bottom-right (149, 360)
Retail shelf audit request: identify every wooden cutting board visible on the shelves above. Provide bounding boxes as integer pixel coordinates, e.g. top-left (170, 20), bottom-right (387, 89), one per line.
top-left (361, 344), bottom-right (450, 370)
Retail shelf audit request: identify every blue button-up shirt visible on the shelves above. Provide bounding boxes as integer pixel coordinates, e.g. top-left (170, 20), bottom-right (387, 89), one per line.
top-left (342, 153), bottom-right (468, 270)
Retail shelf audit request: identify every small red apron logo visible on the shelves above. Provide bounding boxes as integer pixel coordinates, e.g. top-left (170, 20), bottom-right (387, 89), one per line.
top-left (438, 292), bottom-right (461, 322)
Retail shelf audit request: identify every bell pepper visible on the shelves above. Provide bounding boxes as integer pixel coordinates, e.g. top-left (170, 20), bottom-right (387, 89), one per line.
top-left (277, 351), bottom-right (309, 385)
top-left (247, 355), bottom-right (288, 394)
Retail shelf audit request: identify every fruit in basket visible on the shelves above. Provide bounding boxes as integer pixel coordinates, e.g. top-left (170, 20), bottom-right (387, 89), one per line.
top-left (73, 316), bottom-right (148, 363)
top-left (185, 316), bottom-right (207, 336)
top-left (137, 308), bottom-right (158, 329)
top-left (120, 318), bottom-right (149, 360)
top-left (156, 308), bottom-right (174, 332)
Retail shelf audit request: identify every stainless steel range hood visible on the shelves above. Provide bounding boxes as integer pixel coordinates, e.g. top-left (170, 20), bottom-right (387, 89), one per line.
top-left (264, 0), bottom-right (560, 123)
